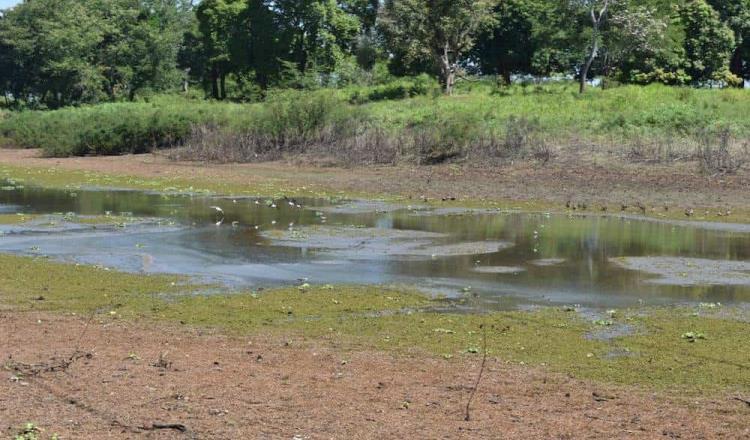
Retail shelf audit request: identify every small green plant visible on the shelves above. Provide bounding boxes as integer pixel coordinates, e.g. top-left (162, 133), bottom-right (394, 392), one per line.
top-left (14, 423), bottom-right (50, 440)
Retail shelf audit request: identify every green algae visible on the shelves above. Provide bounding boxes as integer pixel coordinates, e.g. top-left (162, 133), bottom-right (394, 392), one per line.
top-left (1, 254), bottom-right (748, 393)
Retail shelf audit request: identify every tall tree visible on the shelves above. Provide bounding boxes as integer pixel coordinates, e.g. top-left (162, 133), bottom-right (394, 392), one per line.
top-left (0, 0), bottom-right (105, 107)
top-left (679, 0), bottom-right (737, 85)
top-left (236, 0), bottom-right (280, 90)
top-left (274, 0), bottom-right (360, 75)
top-left (379, 0), bottom-right (497, 94)
top-left (341, 0), bottom-right (380, 33)
top-left (576, 0), bottom-right (612, 93)
top-left (0, 0), bottom-right (188, 107)
top-left (706, 0), bottom-right (750, 81)
top-left (474, 0), bottom-right (540, 83)
top-left (602, 4), bottom-right (668, 82)
top-left (196, 0), bottom-right (246, 99)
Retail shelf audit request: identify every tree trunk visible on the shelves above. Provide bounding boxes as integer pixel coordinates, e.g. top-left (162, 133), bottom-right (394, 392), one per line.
top-left (439, 44), bottom-right (455, 95)
top-left (579, 42), bottom-right (597, 94)
top-left (447, 71), bottom-right (457, 95)
top-left (210, 64), bottom-right (220, 100)
top-left (220, 73), bottom-right (227, 100)
top-left (580, 3), bottom-right (607, 94)
top-left (730, 46), bottom-right (744, 87)
top-left (501, 70), bottom-right (512, 86)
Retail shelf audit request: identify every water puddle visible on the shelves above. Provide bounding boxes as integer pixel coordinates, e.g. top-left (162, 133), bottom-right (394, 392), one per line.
top-left (1, 179), bottom-right (750, 310)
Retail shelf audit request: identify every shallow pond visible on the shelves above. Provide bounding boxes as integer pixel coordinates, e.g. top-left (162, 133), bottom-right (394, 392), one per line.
top-left (2, 179), bottom-right (750, 310)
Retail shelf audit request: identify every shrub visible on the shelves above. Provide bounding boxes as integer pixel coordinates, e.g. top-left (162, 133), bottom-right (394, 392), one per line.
top-left (0, 98), bottom-right (249, 157)
top-left (349, 74), bottom-right (440, 104)
top-left (630, 69), bottom-right (691, 86)
top-left (697, 127), bottom-right (748, 175)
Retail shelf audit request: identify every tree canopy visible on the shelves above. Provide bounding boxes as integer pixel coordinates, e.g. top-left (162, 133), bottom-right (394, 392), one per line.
top-left (0, 0), bottom-right (747, 106)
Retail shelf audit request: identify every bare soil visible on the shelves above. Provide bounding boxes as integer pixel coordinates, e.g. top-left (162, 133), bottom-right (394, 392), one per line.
top-left (2, 311), bottom-right (749, 439)
top-left (2, 149), bottom-right (749, 212)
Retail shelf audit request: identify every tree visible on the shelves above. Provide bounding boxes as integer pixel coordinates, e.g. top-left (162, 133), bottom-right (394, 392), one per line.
top-left (196, 0), bottom-right (246, 99)
top-left (379, 0), bottom-right (497, 94)
top-left (706, 0), bottom-right (750, 81)
top-left (0, 0), bottom-right (187, 107)
top-left (603, 4), bottom-right (668, 82)
top-left (474, 0), bottom-right (539, 83)
top-left (238, 0), bottom-right (281, 89)
top-left (577, 0), bottom-right (612, 93)
top-left (274, 0), bottom-right (360, 76)
top-left (96, 0), bottom-right (190, 100)
top-left (341, 0), bottom-right (380, 33)
top-left (0, 0), bottom-right (105, 107)
top-left (679, 0), bottom-right (738, 85)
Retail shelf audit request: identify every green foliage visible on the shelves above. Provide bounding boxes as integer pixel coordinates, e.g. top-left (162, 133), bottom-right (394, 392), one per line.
top-left (348, 74), bottom-right (440, 103)
top-left (0, 0), bottom-right (191, 108)
top-left (1, 0), bottom-right (747, 105)
top-left (679, 0), bottom-right (740, 85)
top-left (707, 0), bottom-right (750, 79)
top-left (631, 68), bottom-right (692, 86)
top-left (474, 0), bottom-right (541, 80)
top-left (0, 96), bottom-right (250, 156)
top-left (3, 83), bottom-right (750, 159)
top-left (379, 0), bottom-right (498, 93)
top-left (254, 90), bottom-right (351, 148)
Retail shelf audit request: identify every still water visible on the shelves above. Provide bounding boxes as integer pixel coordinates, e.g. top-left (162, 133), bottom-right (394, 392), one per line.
top-left (1, 180), bottom-right (749, 310)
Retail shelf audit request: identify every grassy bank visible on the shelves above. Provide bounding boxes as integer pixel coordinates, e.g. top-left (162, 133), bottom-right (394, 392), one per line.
top-left (1, 83), bottom-right (749, 171)
top-left (1, 253), bottom-right (747, 393)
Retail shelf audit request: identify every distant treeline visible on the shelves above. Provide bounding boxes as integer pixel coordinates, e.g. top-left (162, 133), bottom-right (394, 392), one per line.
top-left (0, 0), bottom-right (748, 107)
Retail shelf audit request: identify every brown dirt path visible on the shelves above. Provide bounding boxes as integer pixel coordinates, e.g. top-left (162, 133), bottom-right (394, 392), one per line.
top-left (2, 311), bottom-right (748, 439)
top-left (1, 149), bottom-right (749, 212)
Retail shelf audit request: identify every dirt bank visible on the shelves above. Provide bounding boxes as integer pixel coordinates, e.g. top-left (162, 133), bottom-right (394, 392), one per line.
top-left (2, 149), bottom-right (749, 218)
top-left (2, 311), bottom-right (748, 439)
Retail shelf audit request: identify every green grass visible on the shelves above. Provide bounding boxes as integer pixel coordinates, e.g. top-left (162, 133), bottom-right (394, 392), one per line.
top-left (0, 213), bottom-right (38, 225)
top-left (0, 96), bottom-right (254, 157)
top-left (1, 253), bottom-right (748, 393)
top-left (1, 82), bottom-right (749, 159)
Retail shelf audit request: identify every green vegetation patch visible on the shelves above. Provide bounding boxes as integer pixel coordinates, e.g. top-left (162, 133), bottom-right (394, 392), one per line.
top-left (1, 254), bottom-right (748, 393)
top-left (3, 85), bottom-right (750, 165)
top-left (0, 213), bottom-right (38, 225)
top-left (0, 164), bottom-right (323, 200)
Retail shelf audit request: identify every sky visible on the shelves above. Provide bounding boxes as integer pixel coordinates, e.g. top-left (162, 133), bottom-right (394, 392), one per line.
top-left (0, 0), bottom-right (19, 9)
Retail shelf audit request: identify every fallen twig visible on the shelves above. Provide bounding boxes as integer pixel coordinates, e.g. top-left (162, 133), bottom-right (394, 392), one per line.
top-left (139, 423), bottom-right (188, 432)
top-left (464, 324), bottom-right (488, 422)
top-left (8, 351), bottom-right (92, 376)
top-left (733, 397), bottom-right (750, 407)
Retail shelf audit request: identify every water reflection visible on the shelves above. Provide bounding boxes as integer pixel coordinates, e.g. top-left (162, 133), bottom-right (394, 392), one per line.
top-left (1, 180), bottom-right (749, 309)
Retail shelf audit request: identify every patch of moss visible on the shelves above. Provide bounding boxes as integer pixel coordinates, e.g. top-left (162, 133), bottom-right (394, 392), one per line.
top-left (0, 254), bottom-right (748, 393)
top-left (607, 309), bottom-right (750, 390)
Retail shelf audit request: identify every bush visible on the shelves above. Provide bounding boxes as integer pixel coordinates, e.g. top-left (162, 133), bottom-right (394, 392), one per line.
top-left (0, 98), bottom-right (249, 157)
top-left (349, 74), bottom-right (440, 104)
top-left (175, 121), bottom-right (399, 166)
top-left (631, 69), bottom-right (691, 86)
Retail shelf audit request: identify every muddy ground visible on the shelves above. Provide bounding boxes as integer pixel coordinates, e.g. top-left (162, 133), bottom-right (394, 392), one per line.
top-left (2, 311), bottom-right (749, 439)
top-left (2, 148), bottom-right (749, 214)
top-left (2, 149), bottom-right (750, 438)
